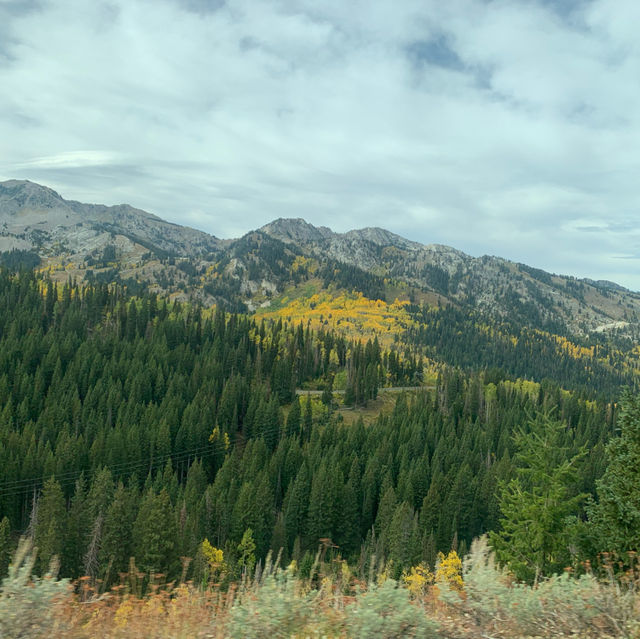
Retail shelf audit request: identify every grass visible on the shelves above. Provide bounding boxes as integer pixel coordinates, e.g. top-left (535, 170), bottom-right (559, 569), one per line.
top-left (336, 391), bottom-right (403, 426)
top-left (4, 536), bottom-right (640, 638)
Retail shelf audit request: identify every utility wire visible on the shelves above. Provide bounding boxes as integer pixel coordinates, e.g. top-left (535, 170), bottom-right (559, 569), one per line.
top-left (0, 419), bottom-right (295, 500)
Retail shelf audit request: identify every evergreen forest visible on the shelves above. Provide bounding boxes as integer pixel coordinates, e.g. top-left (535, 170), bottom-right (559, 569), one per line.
top-left (0, 266), bottom-right (637, 597)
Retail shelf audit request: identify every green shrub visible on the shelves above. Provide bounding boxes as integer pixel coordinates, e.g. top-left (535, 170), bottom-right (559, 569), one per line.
top-left (439, 536), bottom-right (639, 638)
top-left (228, 569), bottom-right (318, 638)
top-left (345, 578), bottom-right (440, 639)
top-left (0, 538), bottom-right (70, 638)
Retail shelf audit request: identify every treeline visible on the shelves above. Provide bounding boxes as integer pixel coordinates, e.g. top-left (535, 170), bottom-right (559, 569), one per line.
top-left (343, 341), bottom-right (423, 406)
top-left (0, 249), bottom-right (41, 270)
top-left (0, 367), bottom-right (613, 584)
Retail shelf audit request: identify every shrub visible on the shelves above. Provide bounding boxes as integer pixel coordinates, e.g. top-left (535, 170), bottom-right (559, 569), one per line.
top-left (0, 538), bottom-right (70, 638)
top-left (346, 578), bottom-right (440, 638)
top-left (438, 536), bottom-right (640, 638)
top-left (228, 568), bottom-right (318, 638)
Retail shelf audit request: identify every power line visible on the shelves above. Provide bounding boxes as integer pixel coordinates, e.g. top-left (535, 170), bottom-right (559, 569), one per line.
top-left (0, 419), bottom-right (292, 500)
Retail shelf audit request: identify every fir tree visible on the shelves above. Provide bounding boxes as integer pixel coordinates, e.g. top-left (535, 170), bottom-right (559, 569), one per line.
top-left (588, 391), bottom-right (640, 557)
top-left (34, 478), bottom-right (66, 574)
top-left (489, 412), bottom-right (586, 583)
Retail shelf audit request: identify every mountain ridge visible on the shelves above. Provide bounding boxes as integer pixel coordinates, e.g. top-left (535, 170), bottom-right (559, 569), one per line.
top-left (1, 179), bottom-right (638, 338)
top-left (0, 179), bottom-right (221, 258)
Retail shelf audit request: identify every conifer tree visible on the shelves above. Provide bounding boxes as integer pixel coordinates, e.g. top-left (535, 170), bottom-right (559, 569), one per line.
top-left (388, 502), bottom-right (419, 572)
top-left (284, 463), bottom-right (310, 550)
top-left (34, 477), bottom-right (66, 574)
top-left (63, 475), bottom-right (89, 578)
top-left (489, 412), bottom-right (585, 583)
top-left (0, 516), bottom-right (11, 578)
top-left (134, 488), bottom-right (177, 578)
top-left (302, 395), bottom-right (312, 442)
top-left (99, 482), bottom-right (137, 583)
top-left (285, 396), bottom-right (301, 438)
top-left (588, 391), bottom-right (640, 557)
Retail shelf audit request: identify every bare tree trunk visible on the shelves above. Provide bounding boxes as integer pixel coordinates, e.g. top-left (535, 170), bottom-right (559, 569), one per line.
top-left (83, 512), bottom-right (104, 579)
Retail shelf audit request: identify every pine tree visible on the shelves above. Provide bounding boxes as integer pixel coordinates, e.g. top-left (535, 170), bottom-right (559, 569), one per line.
top-left (489, 412), bottom-right (586, 583)
top-left (63, 475), bottom-right (89, 578)
top-left (134, 488), bottom-right (177, 578)
top-left (284, 464), bottom-right (310, 550)
top-left (302, 395), bottom-right (312, 442)
top-left (337, 460), bottom-right (361, 556)
top-left (588, 392), bottom-right (640, 557)
top-left (387, 501), bottom-right (418, 572)
top-left (270, 511), bottom-right (288, 563)
top-left (285, 396), bottom-right (301, 438)
top-left (306, 462), bottom-right (339, 548)
top-left (34, 477), bottom-right (66, 574)
top-left (99, 482), bottom-right (137, 583)
top-left (375, 483), bottom-right (397, 552)
top-left (0, 516), bottom-right (12, 578)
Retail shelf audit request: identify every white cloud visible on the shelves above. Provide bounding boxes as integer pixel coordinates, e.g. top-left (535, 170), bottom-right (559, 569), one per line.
top-left (14, 150), bottom-right (124, 169)
top-left (0, 0), bottom-right (638, 289)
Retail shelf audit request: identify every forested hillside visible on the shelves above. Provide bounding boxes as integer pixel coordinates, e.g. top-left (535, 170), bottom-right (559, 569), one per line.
top-left (3, 181), bottom-right (640, 342)
top-left (0, 269), bottom-right (625, 587)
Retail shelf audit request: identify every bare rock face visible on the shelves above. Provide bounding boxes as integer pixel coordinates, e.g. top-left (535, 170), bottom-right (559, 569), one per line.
top-left (259, 218), bottom-right (333, 244)
top-left (0, 180), bottom-right (221, 258)
top-left (343, 227), bottom-right (422, 250)
top-left (258, 217), bottom-right (639, 336)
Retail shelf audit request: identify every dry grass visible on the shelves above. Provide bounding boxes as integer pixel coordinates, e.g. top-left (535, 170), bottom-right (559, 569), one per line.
top-left (336, 391), bottom-right (401, 426)
top-left (4, 538), bottom-right (640, 638)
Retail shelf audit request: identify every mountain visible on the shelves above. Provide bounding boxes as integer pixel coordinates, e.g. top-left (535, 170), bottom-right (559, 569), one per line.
top-left (258, 217), bottom-right (640, 337)
top-left (1, 180), bottom-right (639, 338)
top-left (0, 179), bottom-right (221, 258)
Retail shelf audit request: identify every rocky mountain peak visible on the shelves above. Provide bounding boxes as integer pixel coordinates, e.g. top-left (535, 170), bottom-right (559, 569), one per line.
top-left (0, 179), bottom-right (68, 214)
top-left (0, 179), bottom-right (221, 257)
top-left (259, 218), bottom-right (334, 244)
top-left (343, 226), bottom-right (422, 250)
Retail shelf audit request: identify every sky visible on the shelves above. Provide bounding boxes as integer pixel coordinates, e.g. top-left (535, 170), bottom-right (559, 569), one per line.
top-left (0, 0), bottom-right (639, 290)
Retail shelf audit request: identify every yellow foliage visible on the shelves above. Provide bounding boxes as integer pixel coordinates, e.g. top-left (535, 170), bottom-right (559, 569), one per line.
top-left (403, 563), bottom-right (433, 596)
top-left (201, 538), bottom-right (224, 568)
top-left (114, 597), bottom-right (135, 628)
top-left (376, 560), bottom-right (394, 585)
top-left (257, 291), bottom-right (415, 347)
top-left (435, 550), bottom-right (464, 593)
top-left (291, 255), bottom-right (318, 274)
top-left (551, 334), bottom-right (595, 360)
top-left (209, 426), bottom-right (230, 451)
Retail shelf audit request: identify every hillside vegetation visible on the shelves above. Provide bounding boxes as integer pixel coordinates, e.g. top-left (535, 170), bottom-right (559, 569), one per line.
top-left (1, 181), bottom-right (640, 636)
top-left (0, 269), bottom-right (636, 588)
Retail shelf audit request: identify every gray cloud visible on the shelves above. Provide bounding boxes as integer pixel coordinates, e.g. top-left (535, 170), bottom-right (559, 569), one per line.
top-left (0, 0), bottom-right (639, 290)
top-left (177, 0), bottom-right (225, 14)
top-left (406, 35), bottom-right (466, 71)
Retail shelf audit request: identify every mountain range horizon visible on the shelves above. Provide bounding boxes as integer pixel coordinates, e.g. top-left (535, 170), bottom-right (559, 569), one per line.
top-left (0, 179), bottom-right (633, 295)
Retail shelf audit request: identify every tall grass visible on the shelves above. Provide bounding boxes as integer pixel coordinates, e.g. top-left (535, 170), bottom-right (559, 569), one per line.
top-left (2, 537), bottom-right (640, 638)
top-left (436, 536), bottom-right (640, 638)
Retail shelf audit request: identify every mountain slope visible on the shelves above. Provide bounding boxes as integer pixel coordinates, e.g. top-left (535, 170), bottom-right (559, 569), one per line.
top-left (1, 180), bottom-right (639, 340)
top-left (259, 218), bottom-right (640, 337)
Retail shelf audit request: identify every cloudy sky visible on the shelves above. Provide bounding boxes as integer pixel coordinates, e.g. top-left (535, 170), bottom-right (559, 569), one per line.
top-left (1, 0), bottom-right (639, 289)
